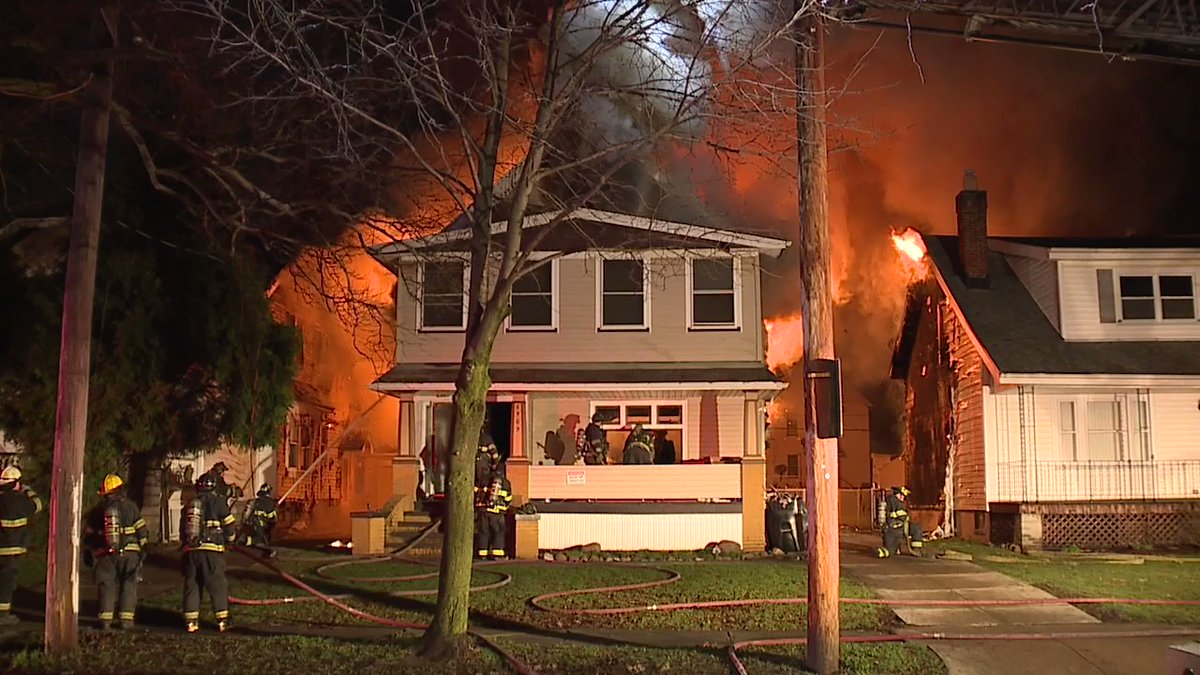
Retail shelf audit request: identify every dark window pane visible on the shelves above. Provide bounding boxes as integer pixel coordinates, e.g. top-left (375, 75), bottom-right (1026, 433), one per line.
top-left (594, 406), bottom-right (620, 424)
top-left (1159, 275), bottom-right (1194, 298)
top-left (602, 293), bottom-right (645, 326)
top-left (603, 260), bottom-right (644, 292)
top-left (656, 405), bottom-right (683, 424)
top-left (1162, 298), bottom-right (1196, 320)
top-left (424, 302), bottom-right (463, 327)
top-left (424, 262), bottom-right (464, 295)
top-left (626, 406), bottom-right (652, 423)
top-left (1119, 276), bottom-right (1153, 298)
top-left (1121, 298), bottom-right (1156, 320)
top-left (693, 294), bottom-right (735, 325)
top-left (692, 259), bottom-right (734, 291)
top-left (511, 295), bottom-right (553, 326)
top-left (513, 264), bottom-right (552, 294)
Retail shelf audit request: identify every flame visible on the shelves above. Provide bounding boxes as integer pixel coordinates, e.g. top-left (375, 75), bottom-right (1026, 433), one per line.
top-left (890, 227), bottom-right (930, 283)
top-left (764, 314), bottom-right (804, 375)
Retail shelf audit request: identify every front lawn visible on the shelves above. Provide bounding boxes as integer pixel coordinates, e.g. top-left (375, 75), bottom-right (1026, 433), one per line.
top-left (927, 540), bottom-right (1200, 624)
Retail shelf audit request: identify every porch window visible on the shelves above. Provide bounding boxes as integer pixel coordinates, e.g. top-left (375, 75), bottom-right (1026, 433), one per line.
top-left (589, 401), bottom-right (685, 462)
top-left (509, 261), bottom-right (555, 330)
top-left (689, 257), bottom-right (739, 328)
top-left (1058, 401), bottom-right (1078, 460)
top-left (420, 261), bottom-right (467, 330)
top-left (599, 259), bottom-right (648, 329)
top-left (1118, 274), bottom-right (1196, 321)
top-left (1086, 400), bottom-right (1122, 461)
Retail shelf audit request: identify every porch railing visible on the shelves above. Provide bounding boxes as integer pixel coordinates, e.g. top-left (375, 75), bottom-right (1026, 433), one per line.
top-left (996, 460), bottom-right (1200, 502)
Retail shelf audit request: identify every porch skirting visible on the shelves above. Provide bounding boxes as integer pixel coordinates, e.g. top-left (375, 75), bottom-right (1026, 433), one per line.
top-left (535, 503), bottom-right (743, 551)
top-left (991, 500), bottom-right (1200, 550)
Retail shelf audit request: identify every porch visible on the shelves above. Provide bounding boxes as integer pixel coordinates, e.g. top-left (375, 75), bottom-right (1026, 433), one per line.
top-left (995, 459), bottom-right (1200, 502)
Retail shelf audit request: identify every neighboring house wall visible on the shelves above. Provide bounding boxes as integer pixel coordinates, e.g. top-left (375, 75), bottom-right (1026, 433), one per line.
top-left (1056, 260), bottom-right (1200, 341)
top-left (395, 253), bottom-right (763, 364)
top-left (987, 385), bottom-right (1200, 503)
top-left (1005, 255), bottom-right (1060, 330)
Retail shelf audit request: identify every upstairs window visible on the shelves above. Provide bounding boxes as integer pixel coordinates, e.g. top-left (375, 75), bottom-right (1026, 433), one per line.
top-left (599, 259), bottom-right (648, 329)
top-left (509, 262), bottom-right (555, 330)
top-left (689, 257), bottom-right (739, 329)
top-left (420, 261), bottom-right (467, 330)
top-left (1118, 274), bottom-right (1195, 321)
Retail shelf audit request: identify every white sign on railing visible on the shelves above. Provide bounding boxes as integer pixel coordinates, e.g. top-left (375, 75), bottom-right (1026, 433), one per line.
top-left (566, 470), bottom-right (586, 486)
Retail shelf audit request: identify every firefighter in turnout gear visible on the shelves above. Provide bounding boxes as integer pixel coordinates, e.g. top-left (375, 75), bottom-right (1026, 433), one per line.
top-left (201, 462), bottom-right (242, 507)
top-left (85, 474), bottom-right (148, 630)
top-left (876, 486), bottom-right (924, 558)
top-left (622, 424), bottom-right (653, 465)
top-left (580, 413), bottom-right (609, 465)
top-left (182, 473), bottom-right (237, 632)
top-left (473, 436), bottom-right (512, 560)
top-left (0, 466), bottom-right (41, 625)
top-left (240, 484), bottom-right (277, 558)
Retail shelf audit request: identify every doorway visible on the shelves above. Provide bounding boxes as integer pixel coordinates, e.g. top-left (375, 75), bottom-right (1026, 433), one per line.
top-left (486, 402), bottom-right (513, 463)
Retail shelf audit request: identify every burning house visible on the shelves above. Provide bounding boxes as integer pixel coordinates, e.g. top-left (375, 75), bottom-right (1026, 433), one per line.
top-left (892, 170), bottom-right (1200, 550)
top-left (369, 185), bottom-right (790, 552)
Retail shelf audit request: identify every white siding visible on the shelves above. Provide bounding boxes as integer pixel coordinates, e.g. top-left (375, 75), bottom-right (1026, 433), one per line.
top-left (717, 395), bottom-right (745, 457)
top-left (537, 512), bottom-right (743, 551)
top-left (1058, 261), bottom-right (1200, 341)
top-left (1006, 255), bottom-right (1060, 331)
top-left (529, 464), bottom-right (742, 499)
top-left (1151, 391), bottom-right (1200, 461)
top-left (987, 384), bottom-right (1200, 501)
top-left (396, 254), bottom-right (764, 364)
top-left (685, 396), bottom-right (701, 459)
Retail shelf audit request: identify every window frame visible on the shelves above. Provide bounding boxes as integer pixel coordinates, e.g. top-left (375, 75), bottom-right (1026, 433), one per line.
top-left (596, 255), bottom-right (651, 331)
top-left (1114, 272), bottom-right (1197, 323)
top-left (417, 259), bottom-right (469, 332)
top-left (686, 254), bottom-right (743, 331)
top-left (588, 401), bottom-right (686, 455)
top-left (505, 258), bottom-right (559, 332)
top-left (1053, 394), bottom-right (1153, 462)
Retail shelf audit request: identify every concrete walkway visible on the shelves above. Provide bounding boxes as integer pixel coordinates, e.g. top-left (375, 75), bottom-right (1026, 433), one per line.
top-left (841, 534), bottom-right (1200, 675)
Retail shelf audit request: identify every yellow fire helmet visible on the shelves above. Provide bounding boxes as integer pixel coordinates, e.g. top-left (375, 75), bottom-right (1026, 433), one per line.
top-left (99, 473), bottom-right (124, 496)
top-left (0, 466), bottom-right (19, 484)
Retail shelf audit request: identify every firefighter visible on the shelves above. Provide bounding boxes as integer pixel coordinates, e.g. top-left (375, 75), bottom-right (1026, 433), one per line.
top-left (181, 473), bottom-right (237, 633)
top-left (876, 486), bottom-right (924, 558)
top-left (580, 413), bottom-right (609, 465)
top-left (240, 484), bottom-right (277, 558)
top-left (622, 424), bottom-right (653, 464)
top-left (473, 439), bottom-right (512, 560)
top-left (85, 474), bottom-right (148, 630)
top-left (0, 466), bottom-right (41, 625)
top-left (202, 462), bottom-right (243, 507)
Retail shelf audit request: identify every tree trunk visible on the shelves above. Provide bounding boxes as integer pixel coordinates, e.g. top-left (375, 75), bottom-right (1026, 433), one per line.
top-left (796, 11), bottom-right (840, 675)
top-left (45, 2), bottom-right (118, 653)
top-left (140, 465), bottom-right (163, 543)
top-left (419, 353), bottom-right (492, 658)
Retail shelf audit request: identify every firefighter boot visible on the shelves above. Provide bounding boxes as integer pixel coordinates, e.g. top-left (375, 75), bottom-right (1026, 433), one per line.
top-left (186, 621), bottom-right (199, 633)
top-left (217, 620), bottom-right (229, 633)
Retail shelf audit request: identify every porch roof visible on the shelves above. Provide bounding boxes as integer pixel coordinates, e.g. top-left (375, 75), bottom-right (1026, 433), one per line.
top-left (370, 361), bottom-right (784, 392)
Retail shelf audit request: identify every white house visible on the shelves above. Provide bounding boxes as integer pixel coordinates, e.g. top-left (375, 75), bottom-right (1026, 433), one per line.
top-left (892, 172), bottom-right (1200, 550)
top-left (369, 205), bottom-right (790, 552)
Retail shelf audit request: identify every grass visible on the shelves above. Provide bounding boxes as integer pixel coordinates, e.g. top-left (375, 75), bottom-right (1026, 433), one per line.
top-left (926, 539), bottom-right (1200, 624)
top-left (186, 556), bottom-right (893, 633)
top-left (0, 632), bottom-right (500, 675)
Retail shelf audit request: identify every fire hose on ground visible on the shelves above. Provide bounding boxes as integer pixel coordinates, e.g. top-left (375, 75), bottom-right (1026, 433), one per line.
top-left (228, 520), bottom-right (1200, 675)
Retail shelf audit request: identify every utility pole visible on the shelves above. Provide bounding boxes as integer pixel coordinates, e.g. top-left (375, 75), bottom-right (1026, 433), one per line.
top-left (796, 11), bottom-right (840, 675)
top-left (46, 2), bottom-right (118, 653)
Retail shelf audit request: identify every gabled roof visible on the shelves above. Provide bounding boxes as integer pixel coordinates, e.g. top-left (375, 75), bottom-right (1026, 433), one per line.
top-left (370, 208), bottom-right (791, 265)
top-left (896, 235), bottom-right (1200, 381)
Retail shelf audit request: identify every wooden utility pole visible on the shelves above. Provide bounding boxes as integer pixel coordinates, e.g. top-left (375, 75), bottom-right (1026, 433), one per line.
top-left (46, 2), bottom-right (118, 653)
top-left (796, 12), bottom-right (840, 675)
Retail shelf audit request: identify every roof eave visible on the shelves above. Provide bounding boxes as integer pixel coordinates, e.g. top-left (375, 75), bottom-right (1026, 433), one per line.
top-left (998, 372), bottom-right (1200, 387)
top-left (370, 380), bottom-right (788, 393)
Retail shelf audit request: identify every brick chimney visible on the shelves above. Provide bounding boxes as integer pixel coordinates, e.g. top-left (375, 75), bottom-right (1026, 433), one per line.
top-left (956, 169), bottom-right (989, 286)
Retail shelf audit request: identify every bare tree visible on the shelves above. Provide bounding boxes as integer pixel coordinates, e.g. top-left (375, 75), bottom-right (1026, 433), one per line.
top-left (172, 0), bottom-right (827, 657)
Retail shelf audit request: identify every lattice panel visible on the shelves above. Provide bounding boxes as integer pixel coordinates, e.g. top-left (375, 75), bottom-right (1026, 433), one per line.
top-left (1042, 512), bottom-right (1186, 550)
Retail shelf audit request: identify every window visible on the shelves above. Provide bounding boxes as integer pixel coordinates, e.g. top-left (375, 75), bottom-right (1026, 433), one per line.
top-left (1058, 401), bottom-right (1078, 460)
top-left (420, 261), bottom-right (466, 330)
top-left (1086, 400), bottom-right (1122, 461)
top-left (588, 401), bottom-right (685, 463)
top-left (785, 417), bottom-right (799, 438)
top-left (786, 454), bottom-right (800, 476)
top-left (509, 262), bottom-right (555, 330)
top-left (689, 257), bottom-right (739, 328)
top-left (284, 412), bottom-right (328, 470)
top-left (1117, 274), bottom-right (1196, 321)
top-left (1056, 395), bottom-right (1151, 462)
top-left (599, 259), bottom-right (648, 329)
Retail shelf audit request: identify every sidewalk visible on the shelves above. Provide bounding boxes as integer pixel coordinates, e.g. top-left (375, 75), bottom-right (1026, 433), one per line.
top-left (841, 532), bottom-right (1200, 675)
